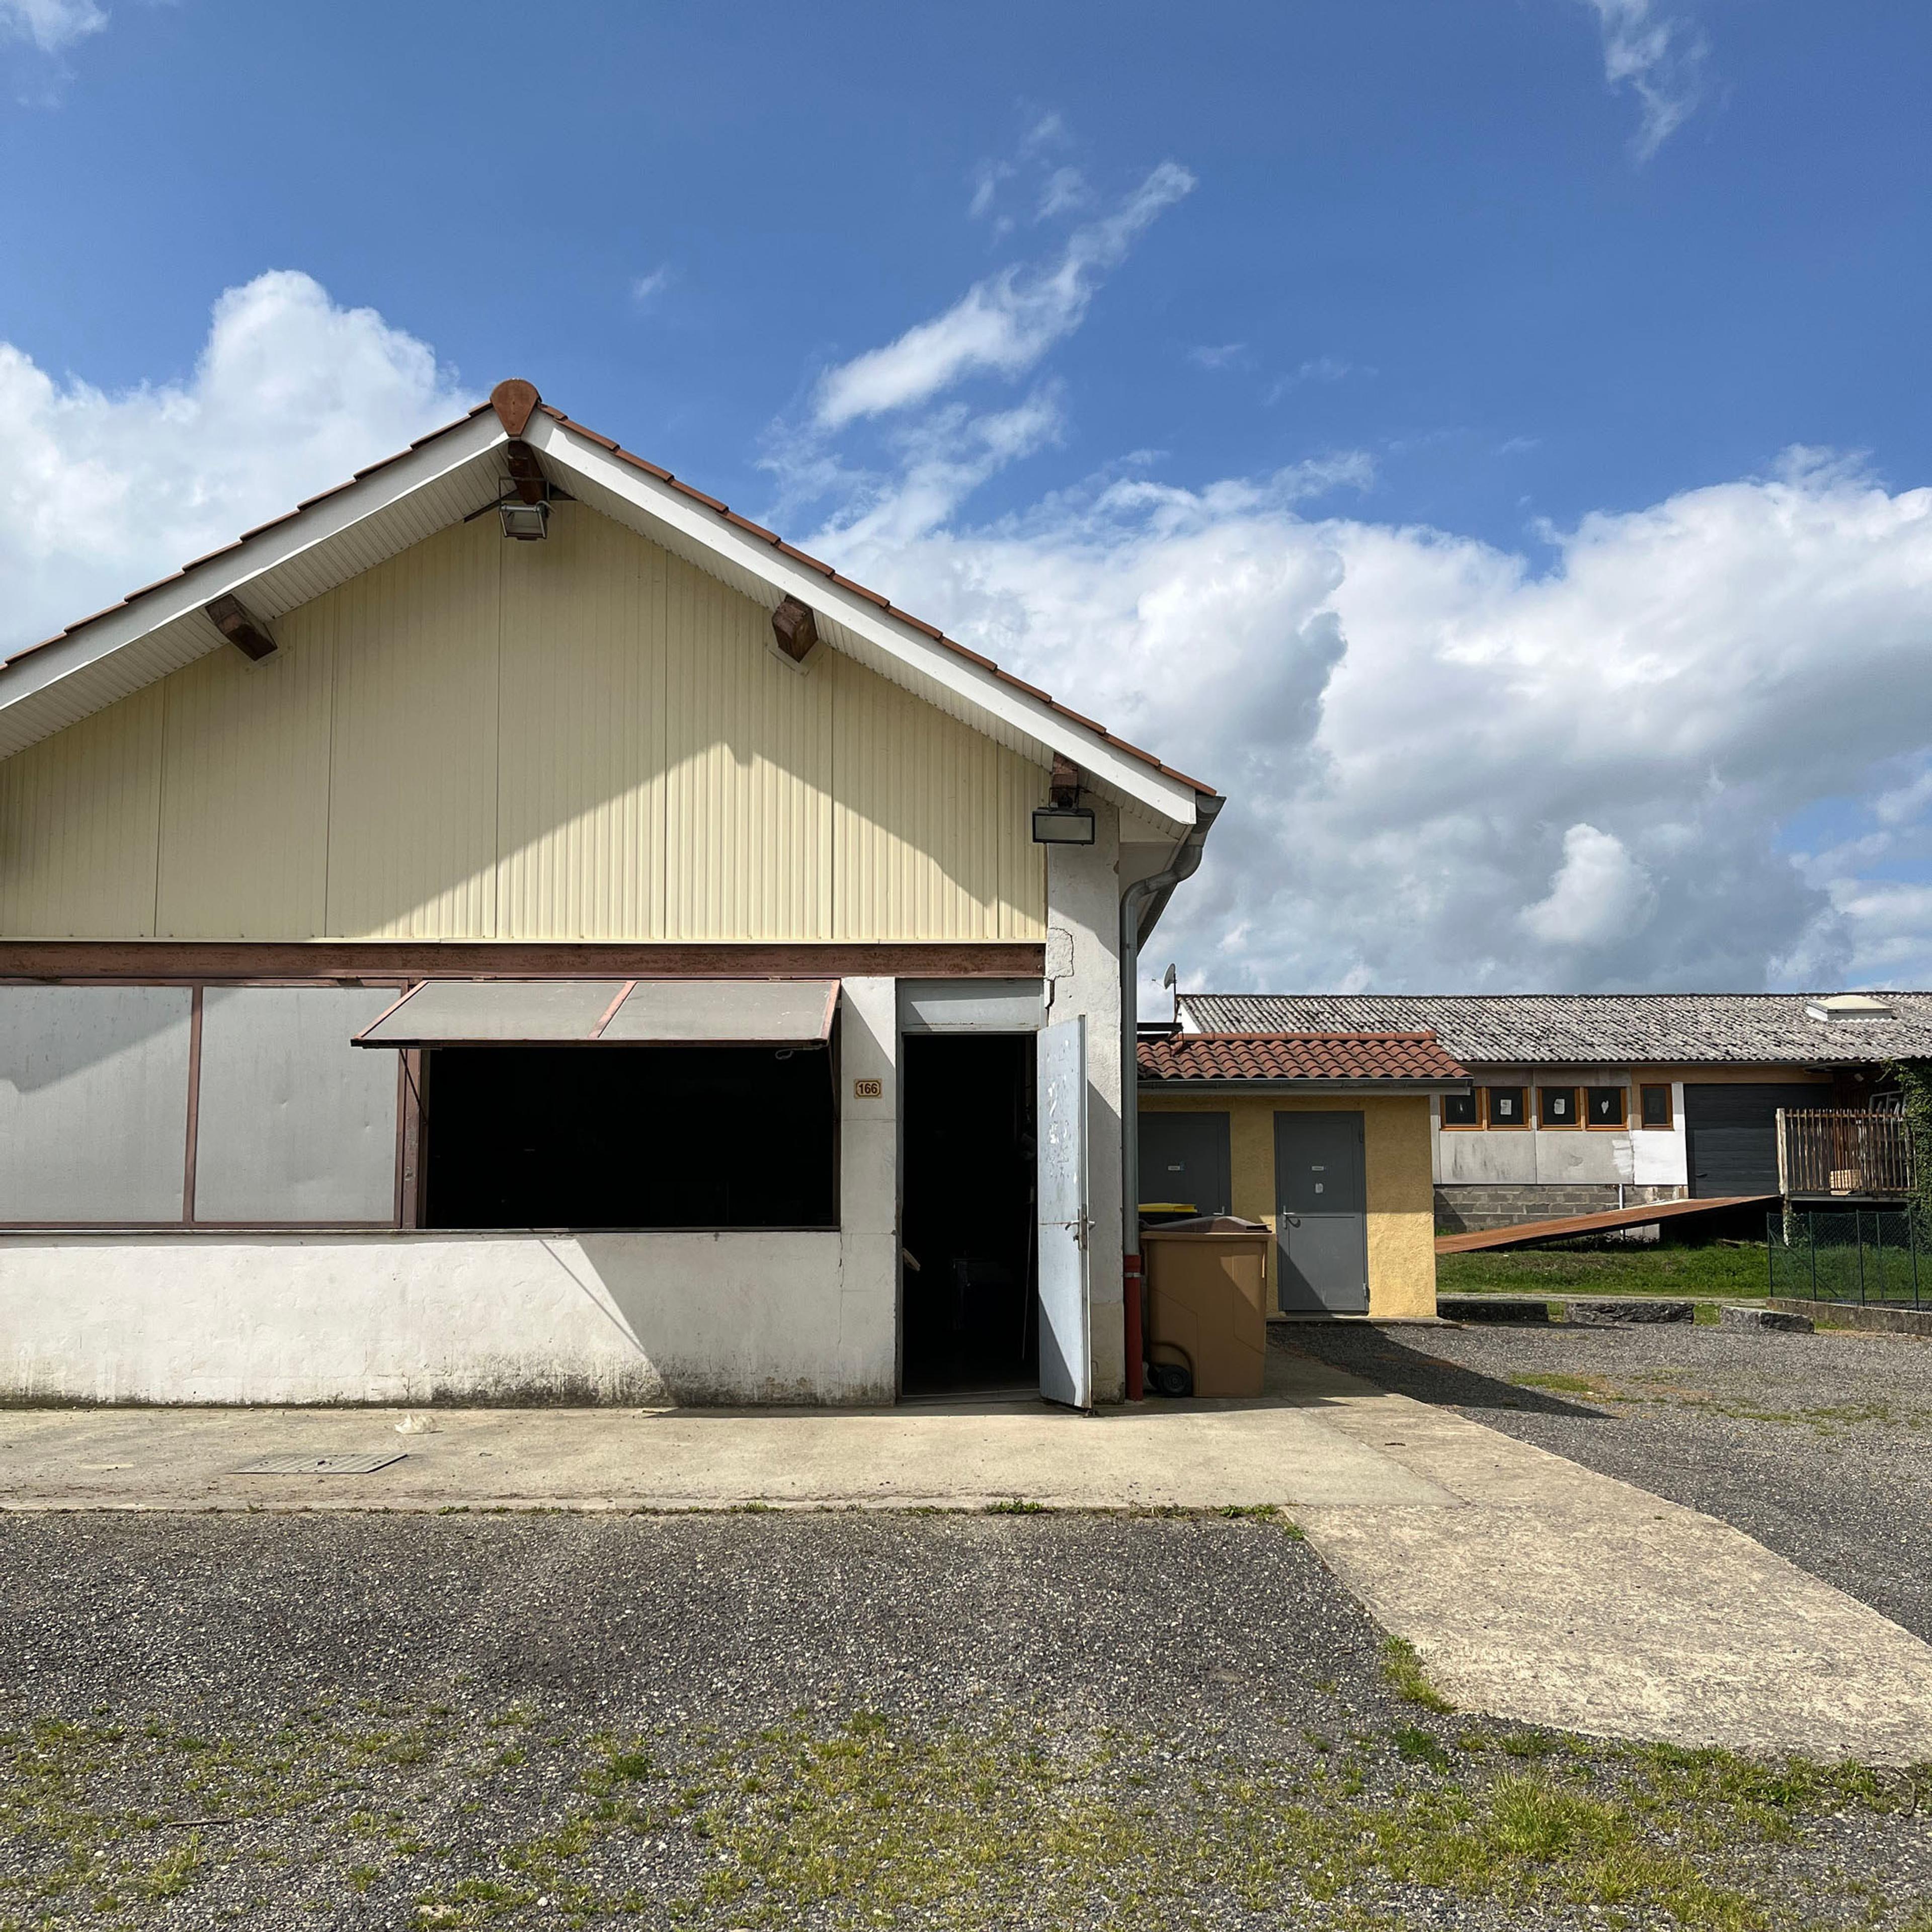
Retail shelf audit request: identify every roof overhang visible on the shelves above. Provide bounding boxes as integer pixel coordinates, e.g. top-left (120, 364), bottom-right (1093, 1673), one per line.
top-left (354, 977), bottom-right (841, 1049)
top-left (0, 387), bottom-right (1214, 836)
top-left (0, 408), bottom-right (509, 761)
top-left (1139, 1078), bottom-right (1471, 1096)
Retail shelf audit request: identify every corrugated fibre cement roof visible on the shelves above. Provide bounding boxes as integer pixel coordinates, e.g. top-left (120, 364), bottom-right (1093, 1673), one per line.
top-left (1177, 992), bottom-right (1932, 1067)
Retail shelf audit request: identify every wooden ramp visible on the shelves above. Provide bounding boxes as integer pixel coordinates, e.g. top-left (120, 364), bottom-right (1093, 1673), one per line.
top-left (1435, 1194), bottom-right (1779, 1255)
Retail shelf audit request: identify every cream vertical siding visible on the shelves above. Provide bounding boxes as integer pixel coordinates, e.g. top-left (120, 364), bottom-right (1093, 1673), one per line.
top-left (663, 557), bottom-right (835, 941)
top-left (0, 503), bottom-right (1050, 943)
top-left (830, 652), bottom-right (1044, 941)
top-left (0, 683), bottom-right (163, 938)
top-left (497, 505), bottom-right (668, 940)
top-left (323, 518), bottom-right (502, 939)
top-left (155, 615), bottom-right (335, 939)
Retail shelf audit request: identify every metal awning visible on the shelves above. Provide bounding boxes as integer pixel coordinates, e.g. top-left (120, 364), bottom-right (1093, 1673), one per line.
top-left (353, 978), bottom-right (840, 1049)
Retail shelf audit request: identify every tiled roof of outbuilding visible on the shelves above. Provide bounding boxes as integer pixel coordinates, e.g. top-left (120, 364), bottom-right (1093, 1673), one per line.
top-left (1137, 1031), bottom-right (1470, 1084)
top-left (1176, 993), bottom-right (1932, 1068)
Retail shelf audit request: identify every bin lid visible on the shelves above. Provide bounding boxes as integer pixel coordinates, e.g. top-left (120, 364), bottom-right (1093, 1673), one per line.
top-left (1143, 1215), bottom-right (1269, 1236)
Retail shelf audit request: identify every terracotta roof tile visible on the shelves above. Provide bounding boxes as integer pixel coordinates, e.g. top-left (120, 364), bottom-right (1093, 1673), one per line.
top-left (1138, 1031), bottom-right (1470, 1084)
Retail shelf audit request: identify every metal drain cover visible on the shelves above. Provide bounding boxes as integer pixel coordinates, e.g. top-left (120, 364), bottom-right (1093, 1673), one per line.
top-left (233, 1452), bottom-right (407, 1476)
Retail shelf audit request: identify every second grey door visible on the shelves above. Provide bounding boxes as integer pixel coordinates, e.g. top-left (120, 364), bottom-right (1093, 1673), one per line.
top-left (1274, 1111), bottom-right (1367, 1314)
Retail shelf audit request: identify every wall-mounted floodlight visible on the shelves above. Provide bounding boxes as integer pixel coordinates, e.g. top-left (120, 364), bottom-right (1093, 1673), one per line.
top-left (498, 498), bottom-right (551, 541)
top-left (1032, 805), bottom-right (1096, 845)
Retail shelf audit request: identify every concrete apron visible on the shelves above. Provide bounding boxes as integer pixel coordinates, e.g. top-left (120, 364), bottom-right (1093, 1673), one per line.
top-left (4, 1352), bottom-right (1931, 1764)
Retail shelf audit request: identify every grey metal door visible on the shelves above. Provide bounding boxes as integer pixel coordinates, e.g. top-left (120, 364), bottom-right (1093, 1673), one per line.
top-left (1036, 1015), bottom-right (1091, 1408)
top-left (1138, 1110), bottom-right (1231, 1216)
top-left (1684, 1083), bottom-right (1821, 1196)
top-left (1274, 1111), bottom-right (1367, 1313)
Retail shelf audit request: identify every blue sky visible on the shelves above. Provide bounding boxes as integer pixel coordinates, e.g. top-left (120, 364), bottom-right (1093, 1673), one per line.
top-left (4, 0), bottom-right (1931, 994)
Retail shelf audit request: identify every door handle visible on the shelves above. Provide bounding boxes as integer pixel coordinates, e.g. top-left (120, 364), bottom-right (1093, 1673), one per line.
top-left (1284, 1213), bottom-right (1301, 1227)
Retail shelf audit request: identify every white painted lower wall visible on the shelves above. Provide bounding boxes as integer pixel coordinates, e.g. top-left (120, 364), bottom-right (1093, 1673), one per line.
top-left (0, 1229), bottom-right (887, 1405)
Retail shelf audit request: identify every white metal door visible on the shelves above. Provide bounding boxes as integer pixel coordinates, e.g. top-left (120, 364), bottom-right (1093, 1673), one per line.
top-left (1036, 1014), bottom-right (1091, 1409)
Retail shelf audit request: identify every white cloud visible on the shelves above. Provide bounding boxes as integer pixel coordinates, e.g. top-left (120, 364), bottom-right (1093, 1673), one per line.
top-left (1582, 0), bottom-right (1707, 159)
top-left (629, 265), bottom-right (675, 310)
top-left (1189, 343), bottom-right (1249, 372)
top-left (1037, 167), bottom-right (1091, 219)
top-left (813, 162), bottom-right (1196, 429)
top-left (1521, 825), bottom-right (1656, 947)
top-left (812, 447), bottom-right (1932, 994)
top-left (0, 270), bottom-right (472, 657)
top-left (0, 0), bottom-right (104, 53)
top-left (1265, 357), bottom-right (1353, 403)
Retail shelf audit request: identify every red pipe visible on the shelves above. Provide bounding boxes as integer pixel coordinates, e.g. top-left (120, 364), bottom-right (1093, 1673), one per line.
top-left (1123, 1252), bottom-right (1144, 1401)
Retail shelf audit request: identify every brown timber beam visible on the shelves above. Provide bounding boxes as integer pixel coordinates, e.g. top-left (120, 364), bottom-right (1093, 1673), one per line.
top-left (0, 940), bottom-right (1049, 982)
top-left (203, 593), bottom-right (277, 662)
top-left (771, 596), bottom-right (819, 664)
top-left (504, 439), bottom-right (546, 506)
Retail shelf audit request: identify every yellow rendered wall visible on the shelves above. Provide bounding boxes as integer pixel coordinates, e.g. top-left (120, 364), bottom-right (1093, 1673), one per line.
top-left (1139, 1092), bottom-right (1438, 1317)
top-left (0, 503), bottom-right (1048, 942)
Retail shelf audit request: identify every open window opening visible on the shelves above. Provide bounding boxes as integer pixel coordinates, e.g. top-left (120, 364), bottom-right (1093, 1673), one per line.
top-left (422, 1044), bottom-right (837, 1230)
top-left (899, 1033), bottom-right (1036, 1399)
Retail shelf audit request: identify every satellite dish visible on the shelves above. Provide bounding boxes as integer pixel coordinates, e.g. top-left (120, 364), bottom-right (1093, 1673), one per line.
top-left (1161, 962), bottom-right (1177, 991)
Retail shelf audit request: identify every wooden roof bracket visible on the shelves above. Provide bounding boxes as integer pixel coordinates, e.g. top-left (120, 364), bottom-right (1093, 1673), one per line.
top-left (1049, 754), bottom-right (1082, 808)
top-left (204, 593), bottom-right (277, 663)
top-left (503, 439), bottom-right (547, 506)
top-left (769, 595), bottom-right (822, 674)
top-left (490, 378), bottom-right (541, 437)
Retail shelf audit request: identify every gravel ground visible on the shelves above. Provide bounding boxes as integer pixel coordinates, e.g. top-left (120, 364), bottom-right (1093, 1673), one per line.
top-left (1286, 1321), bottom-right (1932, 1644)
top-left (2, 1509), bottom-right (1929, 1929)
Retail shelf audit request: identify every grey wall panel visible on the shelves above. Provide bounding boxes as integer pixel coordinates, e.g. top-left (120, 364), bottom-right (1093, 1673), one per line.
top-left (898, 979), bottom-right (1044, 1033)
top-left (195, 987), bottom-right (399, 1222)
top-left (0, 987), bottom-right (191, 1221)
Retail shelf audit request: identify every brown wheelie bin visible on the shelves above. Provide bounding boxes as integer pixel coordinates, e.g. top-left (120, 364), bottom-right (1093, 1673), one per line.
top-left (1140, 1215), bottom-right (1270, 1398)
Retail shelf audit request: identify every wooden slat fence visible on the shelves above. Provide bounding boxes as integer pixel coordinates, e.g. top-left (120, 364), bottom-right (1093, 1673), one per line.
top-left (1776, 1109), bottom-right (1914, 1196)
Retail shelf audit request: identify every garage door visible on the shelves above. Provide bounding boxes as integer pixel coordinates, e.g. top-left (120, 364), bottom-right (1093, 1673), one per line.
top-left (1683, 1083), bottom-right (1823, 1196)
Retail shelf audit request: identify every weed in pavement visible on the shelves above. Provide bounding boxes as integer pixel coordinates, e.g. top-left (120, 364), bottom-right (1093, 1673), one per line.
top-left (1, 1704), bottom-right (1928, 1928)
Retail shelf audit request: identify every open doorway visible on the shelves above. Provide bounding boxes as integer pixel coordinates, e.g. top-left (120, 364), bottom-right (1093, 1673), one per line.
top-left (899, 1033), bottom-right (1036, 1398)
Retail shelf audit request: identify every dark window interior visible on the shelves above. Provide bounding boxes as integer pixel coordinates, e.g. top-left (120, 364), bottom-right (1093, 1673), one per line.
top-left (1640, 1083), bottom-right (1672, 1127)
top-left (1539, 1086), bottom-right (1579, 1126)
top-left (1587, 1086), bottom-right (1627, 1126)
top-left (423, 1045), bottom-right (837, 1230)
top-left (1484, 1086), bottom-right (1526, 1126)
top-left (900, 1033), bottom-right (1035, 1398)
top-left (1441, 1092), bottom-right (1477, 1125)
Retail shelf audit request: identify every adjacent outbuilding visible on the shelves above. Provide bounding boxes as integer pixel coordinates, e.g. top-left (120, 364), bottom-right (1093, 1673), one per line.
top-left (1179, 992), bottom-right (1932, 1231)
top-left (1136, 1030), bottom-right (1470, 1317)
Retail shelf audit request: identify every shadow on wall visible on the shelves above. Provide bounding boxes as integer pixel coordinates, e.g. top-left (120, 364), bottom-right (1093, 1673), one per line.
top-left (571, 1232), bottom-right (890, 1407)
top-left (0, 986), bottom-right (191, 1093)
top-left (1274, 1326), bottom-right (1607, 1420)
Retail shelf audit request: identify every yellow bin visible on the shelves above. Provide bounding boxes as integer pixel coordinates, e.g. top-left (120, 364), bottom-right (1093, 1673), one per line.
top-left (1141, 1216), bottom-right (1270, 1398)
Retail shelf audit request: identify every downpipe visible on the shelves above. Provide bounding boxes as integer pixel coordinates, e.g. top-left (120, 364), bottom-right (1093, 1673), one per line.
top-left (1118, 794), bottom-right (1224, 1400)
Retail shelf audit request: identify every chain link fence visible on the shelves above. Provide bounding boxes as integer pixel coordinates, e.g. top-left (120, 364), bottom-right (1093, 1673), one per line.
top-left (1766, 1209), bottom-right (1924, 1308)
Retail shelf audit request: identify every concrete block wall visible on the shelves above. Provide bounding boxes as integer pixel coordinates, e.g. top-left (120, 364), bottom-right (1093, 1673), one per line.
top-left (1434, 1183), bottom-right (1688, 1233)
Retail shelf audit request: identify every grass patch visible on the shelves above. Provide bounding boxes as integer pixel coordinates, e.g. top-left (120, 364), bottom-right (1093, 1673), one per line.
top-left (3, 1701), bottom-right (1927, 1928)
top-left (1439, 1240), bottom-right (1771, 1299)
top-left (1509, 1370), bottom-right (1613, 1397)
top-left (1380, 1637), bottom-right (1455, 1713)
